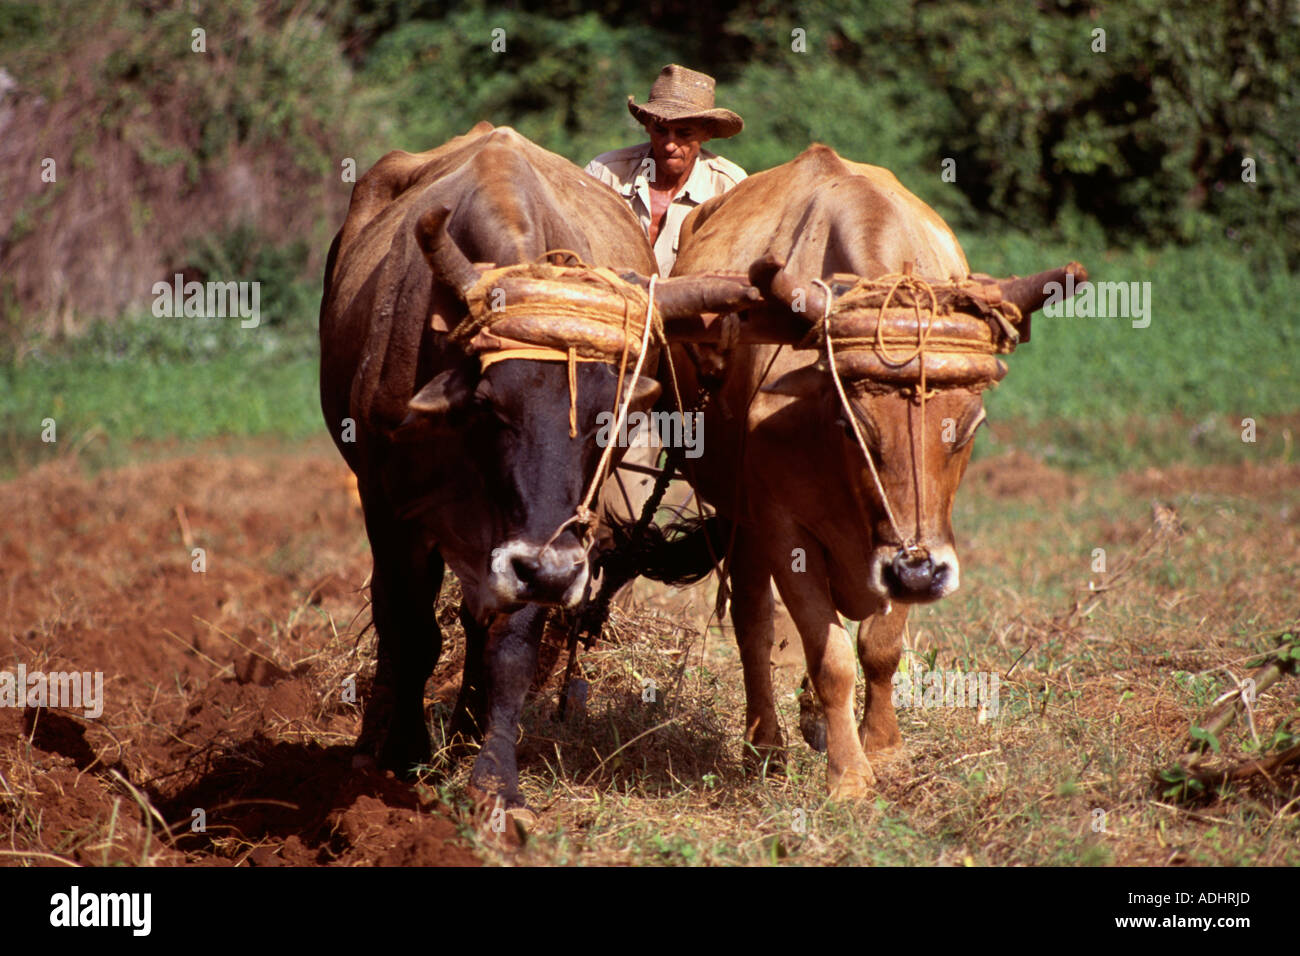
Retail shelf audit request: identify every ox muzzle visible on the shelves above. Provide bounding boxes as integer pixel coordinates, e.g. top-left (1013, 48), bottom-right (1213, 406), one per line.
top-left (868, 543), bottom-right (960, 604)
top-left (488, 538), bottom-right (590, 610)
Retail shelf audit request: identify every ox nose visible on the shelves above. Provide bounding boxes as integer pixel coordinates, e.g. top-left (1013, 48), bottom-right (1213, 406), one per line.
top-left (511, 549), bottom-right (577, 594)
top-left (893, 550), bottom-right (936, 591)
top-left (887, 548), bottom-right (955, 599)
top-left (489, 540), bottom-right (589, 608)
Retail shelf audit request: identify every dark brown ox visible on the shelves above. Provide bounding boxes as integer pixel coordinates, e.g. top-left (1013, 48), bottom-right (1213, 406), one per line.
top-left (320, 123), bottom-right (766, 808)
top-left (667, 144), bottom-right (1081, 797)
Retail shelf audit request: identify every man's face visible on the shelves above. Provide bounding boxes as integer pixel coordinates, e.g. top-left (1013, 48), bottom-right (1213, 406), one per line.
top-left (646, 119), bottom-right (709, 181)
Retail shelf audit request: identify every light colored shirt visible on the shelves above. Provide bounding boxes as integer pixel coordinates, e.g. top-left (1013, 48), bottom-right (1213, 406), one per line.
top-left (585, 143), bottom-right (746, 275)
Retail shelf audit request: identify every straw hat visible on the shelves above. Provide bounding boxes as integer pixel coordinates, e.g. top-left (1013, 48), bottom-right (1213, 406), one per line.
top-left (627, 64), bottom-right (743, 139)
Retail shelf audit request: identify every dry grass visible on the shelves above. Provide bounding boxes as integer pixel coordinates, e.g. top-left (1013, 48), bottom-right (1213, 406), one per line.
top-left (428, 453), bottom-right (1300, 866)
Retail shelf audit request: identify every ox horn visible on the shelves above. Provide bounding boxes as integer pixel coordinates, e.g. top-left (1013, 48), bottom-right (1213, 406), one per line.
top-left (632, 269), bottom-right (809, 344)
top-left (415, 204), bottom-right (480, 301)
top-left (652, 273), bottom-right (764, 320)
top-left (747, 253), bottom-right (831, 319)
top-left (991, 261), bottom-right (1089, 319)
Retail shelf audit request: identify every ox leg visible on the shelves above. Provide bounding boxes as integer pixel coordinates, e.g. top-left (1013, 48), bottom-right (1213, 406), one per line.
top-left (729, 530), bottom-right (785, 773)
top-left (468, 604), bottom-right (546, 808)
top-left (450, 604), bottom-right (488, 744)
top-left (771, 542), bottom-right (875, 798)
top-left (857, 604), bottom-right (906, 757)
top-left (355, 503), bottom-right (442, 775)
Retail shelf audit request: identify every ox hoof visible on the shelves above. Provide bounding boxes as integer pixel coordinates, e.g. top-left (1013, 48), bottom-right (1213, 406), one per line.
top-left (466, 783), bottom-right (528, 813)
top-left (505, 807), bottom-right (538, 845)
top-left (827, 766), bottom-right (877, 801)
top-left (800, 716), bottom-right (828, 754)
top-left (466, 785), bottom-right (535, 847)
top-left (376, 731), bottom-right (433, 778)
top-left (483, 808), bottom-right (535, 849)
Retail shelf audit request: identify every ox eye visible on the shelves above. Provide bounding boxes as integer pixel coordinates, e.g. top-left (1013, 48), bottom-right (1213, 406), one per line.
top-left (837, 409), bottom-right (880, 450)
top-left (485, 402), bottom-right (518, 431)
top-left (472, 394), bottom-right (514, 430)
top-left (470, 381), bottom-right (510, 426)
top-left (952, 408), bottom-right (987, 450)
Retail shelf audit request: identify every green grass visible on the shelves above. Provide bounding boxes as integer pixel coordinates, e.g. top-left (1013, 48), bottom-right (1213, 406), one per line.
top-left (960, 235), bottom-right (1300, 425)
top-left (1, 308), bottom-right (321, 474)
top-left (971, 411), bottom-right (1299, 475)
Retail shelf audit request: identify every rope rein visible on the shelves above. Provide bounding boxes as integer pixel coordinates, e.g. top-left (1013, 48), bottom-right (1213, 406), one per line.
top-left (442, 250), bottom-right (667, 558)
top-left (809, 267), bottom-right (1020, 553)
top-left (811, 268), bottom-right (1020, 550)
top-left (813, 274), bottom-right (937, 556)
top-left (542, 274), bottom-right (659, 556)
top-left (555, 315), bottom-right (701, 721)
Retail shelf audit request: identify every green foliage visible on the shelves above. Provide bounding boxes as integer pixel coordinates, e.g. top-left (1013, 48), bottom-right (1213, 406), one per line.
top-left (4, 0), bottom-right (370, 172)
top-left (0, 0), bottom-right (44, 40)
top-left (1158, 762), bottom-right (1205, 801)
top-left (724, 56), bottom-right (976, 226)
top-left (1174, 670), bottom-right (1221, 709)
top-left (721, 0), bottom-right (1299, 261)
top-left (360, 3), bottom-right (674, 161)
top-left (1243, 723), bottom-right (1300, 755)
top-left (183, 225), bottom-right (318, 335)
top-left (719, 0), bottom-right (972, 222)
top-left (1276, 632), bottom-right (1300, 666)
top-left (344, 0), bottom-right (1300, 261)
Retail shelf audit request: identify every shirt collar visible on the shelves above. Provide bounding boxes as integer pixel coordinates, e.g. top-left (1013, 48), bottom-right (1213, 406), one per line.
top-left (676, 150), bottom-right (712, 204)
top-left (626, 143), bottom-right (653, 200)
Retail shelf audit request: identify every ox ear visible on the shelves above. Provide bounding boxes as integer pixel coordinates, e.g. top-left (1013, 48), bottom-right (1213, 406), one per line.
top-left (760, 365), bottom-right (824, 399)
top-left (408, 363), bottom-right (478, 418)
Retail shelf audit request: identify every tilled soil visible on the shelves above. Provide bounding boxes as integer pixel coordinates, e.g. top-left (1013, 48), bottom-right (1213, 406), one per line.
top-left (1, 442), bottom-right (477, 866)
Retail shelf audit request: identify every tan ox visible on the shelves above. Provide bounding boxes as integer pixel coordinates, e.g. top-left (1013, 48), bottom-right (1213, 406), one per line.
top-left (668, 144), bottom-right (1081, 797)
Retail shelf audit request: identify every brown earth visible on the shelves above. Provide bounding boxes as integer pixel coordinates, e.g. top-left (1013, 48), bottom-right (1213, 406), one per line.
top-left (2, 442), bottom-right (1296, 866)
top-left (0, 443), bottom-right (477, 866)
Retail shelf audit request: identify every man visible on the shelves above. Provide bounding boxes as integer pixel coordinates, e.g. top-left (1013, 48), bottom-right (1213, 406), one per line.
top-left (586, 66), bottom-right (747, 601)
top-left (586, 64), bottom-right (746, 276)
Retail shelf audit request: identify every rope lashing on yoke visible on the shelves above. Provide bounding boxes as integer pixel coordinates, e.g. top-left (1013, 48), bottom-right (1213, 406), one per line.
top-left (554, 342), bottom-right (704, 722)
top-left (446, 252), bottom-right (667, 440)
top-left (798, 271), bottom-right (1023, 384)
top-left (808, 270), bottom-right (1023, 555)
top-left (541, 273), bottom-right (660, 556)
